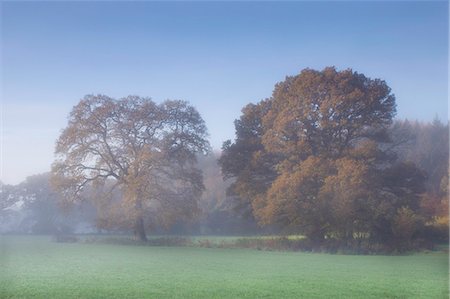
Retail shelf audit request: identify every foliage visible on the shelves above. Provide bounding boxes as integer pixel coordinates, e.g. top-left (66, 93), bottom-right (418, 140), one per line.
top-left (51, 95), bottom-right (209, 240)
top-left (220, 67), bottom-right (430, 250)
top-left (391, 207), bottom-right (423, 249)
top-left (262, 68), bottom-right (395, 162)
top-left (0, 173), bottom-right (95, 234)
top-left (0, 182), bottom-right (16, 211)
top-left (391, 118), bottom-right (449, 195)
top-left (219, 100), bottom-right (277, 219)
top-left (0, 182), bottom-right (23, 232)
top-left (390, 119), bottom-right (449, 243)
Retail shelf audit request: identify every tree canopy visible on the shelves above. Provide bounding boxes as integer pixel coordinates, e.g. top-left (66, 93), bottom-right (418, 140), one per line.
top-left (52, 95), bottom-right (209, 240)
top-left (220, 67), bottom-right (429, 250)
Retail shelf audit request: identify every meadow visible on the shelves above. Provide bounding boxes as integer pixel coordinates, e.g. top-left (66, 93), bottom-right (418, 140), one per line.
top-left (1, 235), bottom-right (448, 299)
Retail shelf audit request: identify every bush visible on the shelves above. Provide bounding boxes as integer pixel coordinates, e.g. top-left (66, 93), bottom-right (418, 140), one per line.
top-left (391, 207), bottom-right (424, 252)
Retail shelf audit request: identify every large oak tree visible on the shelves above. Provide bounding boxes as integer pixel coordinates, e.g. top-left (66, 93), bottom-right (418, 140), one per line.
top-left (52, 95), bottom-right (209, 241)
top-left (221, 67), bottom-right (426, 248)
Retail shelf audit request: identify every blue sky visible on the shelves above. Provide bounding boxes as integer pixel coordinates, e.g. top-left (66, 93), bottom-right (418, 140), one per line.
top-left (1, 1), bottom-right (448, 184)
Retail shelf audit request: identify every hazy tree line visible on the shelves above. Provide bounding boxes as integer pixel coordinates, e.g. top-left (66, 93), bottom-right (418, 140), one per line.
top-left (0, 153), bottom-right (256, 236)
top-left (0, 173), bottom-right (96, 234)
top-left (1, 67), bottom-right (448, 251)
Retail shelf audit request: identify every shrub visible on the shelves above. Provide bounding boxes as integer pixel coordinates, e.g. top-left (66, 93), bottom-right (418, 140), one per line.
top-left (391, 207), bottom-right (424, 251)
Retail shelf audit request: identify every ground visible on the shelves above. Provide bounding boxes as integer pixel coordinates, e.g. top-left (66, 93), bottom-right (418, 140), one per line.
top-left (1, 236), bottom-right (448, 298)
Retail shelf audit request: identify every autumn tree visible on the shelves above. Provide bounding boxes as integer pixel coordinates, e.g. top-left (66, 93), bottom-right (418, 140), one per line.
top-left (221, 67), bottom-right (427, 249)
top-left (52, 95), bottom-right (209, 241)
top-left (219, 100), bottom-right (278, 220)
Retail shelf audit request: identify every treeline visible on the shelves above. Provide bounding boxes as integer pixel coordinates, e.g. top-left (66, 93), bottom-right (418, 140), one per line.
top-left (1, 67), bottom-right (448, 253)
top-left (0, 174), bottom-right (96, 234)
top-left (391, 119), bottom-right (449, 244)
top-left (0, 153), bottom-right (255, 236)
top-left (1, 119), bottom-right (447, 246)
top-left (0, 120), bottom-right (449, 251)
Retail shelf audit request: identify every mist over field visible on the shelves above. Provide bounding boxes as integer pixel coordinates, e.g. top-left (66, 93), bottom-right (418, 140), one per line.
top-left (1, 1), bottom-right (448, 298)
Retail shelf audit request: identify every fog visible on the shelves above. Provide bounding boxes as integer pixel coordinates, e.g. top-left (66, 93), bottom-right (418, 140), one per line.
top-left (0, 152), bottom-right (260, 237)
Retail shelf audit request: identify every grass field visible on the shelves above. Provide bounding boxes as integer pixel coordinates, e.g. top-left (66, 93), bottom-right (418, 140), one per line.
top-left (1, 236), bottom-right (448, 299)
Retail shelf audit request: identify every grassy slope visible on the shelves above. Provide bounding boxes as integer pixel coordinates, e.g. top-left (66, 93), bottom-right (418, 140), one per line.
top-left (1, 236), bottom-right (448, 299)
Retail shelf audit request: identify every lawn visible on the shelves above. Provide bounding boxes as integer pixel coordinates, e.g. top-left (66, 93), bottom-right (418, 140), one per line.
top-left (1, 236), bottom-right (448, 299)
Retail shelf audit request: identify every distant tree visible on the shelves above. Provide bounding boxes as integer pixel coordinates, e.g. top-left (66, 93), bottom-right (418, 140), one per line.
top-left (390, 119), bottom-right (449, 242)
top-left (0, 181), bottom-right (22, 232)
top-left (0, 174), bottom-right (95, 234)
top-left (197, 152), bottom-right (259, 235)
top-left (221, 67), bottom-right (427, 249)
top-left (391, 118), bottom-right (449, 195)
top-left (0, 181), bottom-right (15, 211)
top-left (18, 173), bottom-right (61, 233)
top-left (197, 152), bottom-right (230, 214)
top-left (52, 95), bottom-right (209, 241)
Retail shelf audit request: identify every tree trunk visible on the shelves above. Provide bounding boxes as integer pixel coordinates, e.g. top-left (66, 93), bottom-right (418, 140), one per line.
top-left (134, 216), bottom-right (147, 242)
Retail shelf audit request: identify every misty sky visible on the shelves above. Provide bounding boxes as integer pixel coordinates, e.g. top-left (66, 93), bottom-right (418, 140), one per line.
top-left (1, 1), bottom-right (448, 185)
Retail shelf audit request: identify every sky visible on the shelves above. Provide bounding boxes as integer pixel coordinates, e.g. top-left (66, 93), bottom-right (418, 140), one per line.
top-left (1, 1), bottom-right (448, 185)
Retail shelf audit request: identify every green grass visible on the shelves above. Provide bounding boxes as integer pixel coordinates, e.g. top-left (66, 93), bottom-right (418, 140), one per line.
top-left (191, 235), bottom-right (305, 244)
top-left (1, 236), bottom-right (448, 299)
top-left (80, 234), bottom-right (304, 245)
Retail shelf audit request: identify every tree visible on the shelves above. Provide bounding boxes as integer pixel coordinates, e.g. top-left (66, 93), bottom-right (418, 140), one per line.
top-left (52, 95), bottom-right (209, 241)
top-left (257, 67), bottom-right (398, 242)
top-left (391, 118), bottom-right (448, 195)
top-left (0, 181), bottom-right (23, 233)
top-left (17, 173), bottom-right (62, 234)
top-left (0, 173), bottom-right (95, 234)
top-left (219, 100), bottom-right (278, 220)
top-left (262, 67), bottom-right (395, 164)
top-left (389, 119), bottom-right (449, 243)
top-left (197, 152), bottom-right (259, 235)
top-left (221, 67), bottom-right (426, 249)
top-left (0, 181), bottom-right (16, 211)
